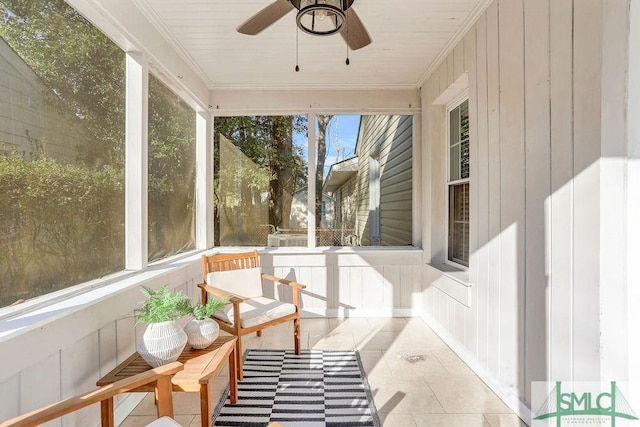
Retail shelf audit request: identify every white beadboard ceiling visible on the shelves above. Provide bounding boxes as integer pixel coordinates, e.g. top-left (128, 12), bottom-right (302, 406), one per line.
top-left (133, 0), bottom-right (487, 90)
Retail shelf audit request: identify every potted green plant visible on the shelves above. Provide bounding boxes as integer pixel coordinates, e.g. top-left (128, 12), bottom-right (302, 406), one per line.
top-left (134, 285), bottom-right (191, 367)
top-left (184, 296), bottom-right (230, 349)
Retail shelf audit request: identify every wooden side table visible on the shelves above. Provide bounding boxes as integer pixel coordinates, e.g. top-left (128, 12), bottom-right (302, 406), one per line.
top-left (97, 335), bottom-right (238, 427)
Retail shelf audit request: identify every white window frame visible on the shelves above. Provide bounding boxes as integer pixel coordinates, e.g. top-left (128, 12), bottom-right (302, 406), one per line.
top-left (445, 93), bottom-right (470, 270)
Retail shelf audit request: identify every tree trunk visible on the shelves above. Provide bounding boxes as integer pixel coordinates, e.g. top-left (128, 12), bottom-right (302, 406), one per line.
top-left (269, 118), bottom-right (294, 229)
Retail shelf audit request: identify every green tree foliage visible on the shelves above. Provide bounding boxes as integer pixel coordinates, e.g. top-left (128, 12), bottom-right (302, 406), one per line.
top-left (0, 153), bottom-right (123, 306)
top-left (214, 116), bottom-right (307, 244)
top-left (148, 76), bottom-right (196, 260)
top-left (0, 0), bottom-right (126, 167)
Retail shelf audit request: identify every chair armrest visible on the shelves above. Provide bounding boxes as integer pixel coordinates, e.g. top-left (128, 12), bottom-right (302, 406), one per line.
top-left (0, 362), bottom-right (183, 427)
top-left (197, 282), bottom-right (244, 304)
top-left (261, 273), bottom-right (306, 290)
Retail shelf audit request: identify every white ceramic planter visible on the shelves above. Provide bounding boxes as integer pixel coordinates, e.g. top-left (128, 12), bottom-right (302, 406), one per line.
top-left (184, 318), bottom-right (220, 349)
top-left (136, 321), bottom-right (188, 367)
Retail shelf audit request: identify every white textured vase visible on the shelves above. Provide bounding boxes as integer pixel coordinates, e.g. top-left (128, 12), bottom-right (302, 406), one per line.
top-left (137, 321), bottom-right (187, 368)
top-left (184, 318), bottom-right (219, 349)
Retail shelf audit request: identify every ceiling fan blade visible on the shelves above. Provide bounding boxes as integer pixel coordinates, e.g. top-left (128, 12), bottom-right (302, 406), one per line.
top-left (340, 8), bottom-right (372, 50)
top-left (237, 0), bottom-right (294, 35)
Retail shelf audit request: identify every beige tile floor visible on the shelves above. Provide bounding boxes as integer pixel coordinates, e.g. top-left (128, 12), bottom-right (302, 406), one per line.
top-left (121, 317), bottom-right (527, 427)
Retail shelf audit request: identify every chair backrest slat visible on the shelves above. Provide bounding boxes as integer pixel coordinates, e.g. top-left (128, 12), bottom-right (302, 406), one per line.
top-left (202, 250), bottom-right (261, 282)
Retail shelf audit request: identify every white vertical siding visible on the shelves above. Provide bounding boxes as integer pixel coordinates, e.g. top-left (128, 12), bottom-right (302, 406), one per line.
top-left (422, 0), bottom-right (634, 419)
top-left (523, 0), bottom-right (551, 406)
top-left (598, 0), bottom-right (629, 384)
top-left (572, 0), bottom-right (603, 381)
top-left (485, 0), bottom-right (502, 381)
top-left (0, 375), bottom-right (19, 423)
top-left (497, 0), bottom-right (526, 397)
top-left (20, 353), bottom-right (61, 424)
top-left (98, 322), bottom-right (118, 378)
top-left (61, 332), bottom-right (100, 427)
top-left (474, 12), bottom-right (490, 370)
top-left (548, 0), bottom-right (574, 384)
top-left (465, 23), bottom-right (479, 357)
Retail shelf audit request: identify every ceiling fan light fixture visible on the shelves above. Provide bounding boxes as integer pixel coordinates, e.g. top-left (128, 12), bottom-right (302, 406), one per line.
top-left (295, 0), bottom-right (345, 36)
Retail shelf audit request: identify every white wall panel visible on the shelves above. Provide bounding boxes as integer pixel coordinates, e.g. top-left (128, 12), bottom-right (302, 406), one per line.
top-left (498, 0), bottom-right (526, 396)
top-left (361, 267), bottom-right (384, 310)
top-left (386, 266), bottom-right (401, 308)
top-left (0, 375), bottom-right (19, 423)
top-left (348, 267), bottom-right (364, 311)
top-left (549, 0), bottom-right (574, 383)
top-left (474, 12), bottom-right (490, 369)
top-left (99, 323), bottom-right (118, 378)
top-left (523, 0), bottom-right (551, 406)
top-left (337, 267), bottom-right (351, 310)
top-left (116, 316), bottom-right (136, 366)
top-left (60, 332), bottom-right (100, 427)
top-left (454, 298), bottom-right (466, 343)
top-left (572, 0), bottom-right (603, 381)
top-left (465, 23), bottom-right (479, 356)
top-left (485, 0), bottom-right (502, 381)
top-left (598, 0), bottom-right (629, 383)
top-left (453, 44), bottom-right (465, 84)
top-left (19, 352), bottom-right (61, 422)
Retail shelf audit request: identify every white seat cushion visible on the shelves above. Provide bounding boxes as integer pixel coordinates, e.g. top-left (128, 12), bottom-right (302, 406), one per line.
top-left (146, 416), bottom-right (182, 427)
top-left (213, 296), bottom-right (296, 328)
top-left (206, 267), bottom-right (263, 298)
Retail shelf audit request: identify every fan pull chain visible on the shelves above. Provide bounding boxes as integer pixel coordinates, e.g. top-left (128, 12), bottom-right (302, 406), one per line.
top-left (295, 26), bottom-right (300, 72)
top-left (345, 8), bottom-right (350, 66)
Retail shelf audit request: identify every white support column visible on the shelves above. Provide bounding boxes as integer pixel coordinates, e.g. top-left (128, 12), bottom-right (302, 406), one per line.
top-left (307, 114), bottom-right (317, 248)
top-left (125, 52), bottom-right (149, 270)
top-left (196, 111), bottom-right (214, 249)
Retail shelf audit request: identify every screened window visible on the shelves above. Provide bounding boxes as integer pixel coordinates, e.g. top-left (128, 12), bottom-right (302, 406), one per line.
top-left (0, 0), bottom-right (126, 308)
top-left (318, 115), bottom-right (413, 247)
top-left (148, 75), bottom-right (196, 261)
top-left (448, 100), bottom-right (470, 266)
top-left (212, 114), bottom-right (413, 249)
top-left (214, 115), bottom-right (308, 247)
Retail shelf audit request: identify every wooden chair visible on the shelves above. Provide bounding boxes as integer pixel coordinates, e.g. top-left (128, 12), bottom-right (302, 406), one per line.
top-left (198, 250), bottom-right (306, 380)
top-left (0, 362), bottom-right (183, 427)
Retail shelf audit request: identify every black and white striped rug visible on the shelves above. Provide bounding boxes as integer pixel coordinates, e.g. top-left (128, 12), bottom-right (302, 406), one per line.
top-left (212, 349), bottom-right (380, 427)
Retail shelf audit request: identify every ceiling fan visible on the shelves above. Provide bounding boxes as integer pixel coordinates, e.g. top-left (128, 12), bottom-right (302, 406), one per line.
top-left (237, 0), bottom-right (372, 50)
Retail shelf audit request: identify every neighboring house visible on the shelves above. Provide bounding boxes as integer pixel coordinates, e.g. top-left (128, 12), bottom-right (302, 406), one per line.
top-left (323, 156), bottom-right (358, 237)
top-left (0, 38), bottom-right (88, 161)
top-left (324, 115), bottom-right (413, 246)
top-left (289, 187), bottom-right (335, 229)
